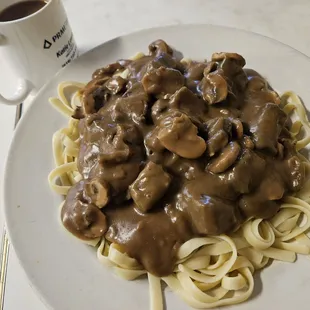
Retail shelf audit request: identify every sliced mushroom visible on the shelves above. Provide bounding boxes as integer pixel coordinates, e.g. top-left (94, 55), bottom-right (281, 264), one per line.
top-left (204, 117), bottom-right (232, 156)
top-left (105, 76), bottom-right (127, 95)
top-left (142, 66), bottom-right (184, 95)
top-left (252, 103), bottom-right (287, 155)
top-left (231, 118), bottom-right (243, 140)
top-left (203, 61), bottom-right (218, 76)
top-left (206, 117), bottom-right (232, 137)
top-left (85, 178), bottom-right (110, 208)
top-left (207, 142), bottom-right (241, 173)
top-left (149, 39), bottom-right (173, 56)
top-left (61, 181), bottom-right (108, 240)
top-left (158, 113), bottom-right (206, 159)
top-left (277, 142), bottom-right (284, 159)
top-left (241, 136), bottom-right (255, 149)
top-left (211, 52), bottom-right (246, 67)
top-left (199, 71), bottom-right (228, 104)
top-left (207, 130), bottom-right (229, 157)
top-left (210, 53), bottom-right (247, 96)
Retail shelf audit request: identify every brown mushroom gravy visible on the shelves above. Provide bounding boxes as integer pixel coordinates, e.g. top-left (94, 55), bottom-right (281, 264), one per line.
top-left (61, 40), bottom-right (306, 277)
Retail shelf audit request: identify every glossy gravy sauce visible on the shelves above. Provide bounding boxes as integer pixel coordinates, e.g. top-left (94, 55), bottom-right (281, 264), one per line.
top-left (61, 40), bottom-right (306, 276)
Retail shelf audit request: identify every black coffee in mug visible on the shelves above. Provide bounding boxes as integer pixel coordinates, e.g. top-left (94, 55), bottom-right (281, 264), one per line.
top-left (0, 1), bottom-right (48, 22)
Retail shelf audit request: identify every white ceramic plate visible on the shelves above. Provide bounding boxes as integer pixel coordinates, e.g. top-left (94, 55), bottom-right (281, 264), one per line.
top-left (4, 25), bottom-right (310, 310)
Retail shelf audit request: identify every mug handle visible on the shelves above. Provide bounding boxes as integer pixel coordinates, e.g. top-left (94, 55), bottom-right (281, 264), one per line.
top-left (0, 34), bottom-right (33, 105)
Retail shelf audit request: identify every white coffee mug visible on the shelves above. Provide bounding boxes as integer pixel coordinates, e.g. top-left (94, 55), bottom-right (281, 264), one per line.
top-left (0, 0), bottom-right (78, 105)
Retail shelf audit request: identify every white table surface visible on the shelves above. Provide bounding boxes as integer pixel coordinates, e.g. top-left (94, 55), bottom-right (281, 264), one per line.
top-left (1, 0), bottom-right (310, 309)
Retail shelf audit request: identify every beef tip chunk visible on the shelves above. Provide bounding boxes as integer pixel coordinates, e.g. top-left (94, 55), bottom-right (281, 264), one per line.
top-left (239, 173), bottom-right (284, 219)
top-left (184, 61), bottom-right (211, 90)
top-left (114, 83), bottom-right (149, 124)
top-left (185, 61), bottom-right (210, 81)
top-left (78, 117), bottom-right (144, 193)
top-left (142, 67), bottom-right (185, 96)
top-left (251, 103), bottom-right (287, 154)
top-left (94, 161), bottom-right (141, 202)
top-left (127, 52), bottom-right (177, 82)
top-left (179, 182), bottom-right (240, 235)
top-left (228, 149), bottom-right (266, 194)
top-left (199, 71), bottom-right (228, 104)
top-left (99, 123), bottom-right (143, 164)
top-left (85, 123), bottom-right (143, 200)
top-left (92, 62), bottom-right (123, 80)
top-left (81, 84), bottom-right (108, 115)
top-left (144, 127), bottom-right (167, 163)
top-left (158, 113), bottom-right (206, 159)
top-left (166, 158), bottom-right (204, 181)
top-left (149, 39), bottom-right (173, 56)
top-left (151, 98), bottom-right (169, 125)
top-left (244, 76), bottom-right (280, 107)
top-left (61, 181), bottom-right (108, 240)
top-left (239, 197), bottom-right (280, 220)
top-left (145, 127), bottom-right (165, 155)
top-left (127, 55), bottom-right (154, 81)
top-left (129, 162), bottom-right (172, 212)
top-left (114, 97), bottom-right (147, 125)
top-left (98, 124), bottom-right (130, 164)
top-left (168, 87), bottom-right (208, 123)
top-left (146, 53), bottom-right (178, 72)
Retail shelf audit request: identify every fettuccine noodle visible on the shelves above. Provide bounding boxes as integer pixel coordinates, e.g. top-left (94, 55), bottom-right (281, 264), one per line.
top-left (48, 73), bottom-right (310, 309)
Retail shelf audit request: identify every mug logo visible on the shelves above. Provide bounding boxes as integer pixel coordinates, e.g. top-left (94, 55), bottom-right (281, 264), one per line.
top-left (44, 39), bottom-right (52, 49)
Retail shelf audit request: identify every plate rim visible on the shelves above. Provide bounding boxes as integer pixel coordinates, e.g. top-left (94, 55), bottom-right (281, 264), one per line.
top-left (3, 23), bottom-right (310, 310)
